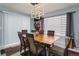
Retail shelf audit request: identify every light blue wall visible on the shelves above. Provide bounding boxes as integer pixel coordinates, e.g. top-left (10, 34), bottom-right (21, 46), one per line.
top-left (30, 18), bottom-right (35, 31)
top-left (44, 5), bottom-right (79, 47)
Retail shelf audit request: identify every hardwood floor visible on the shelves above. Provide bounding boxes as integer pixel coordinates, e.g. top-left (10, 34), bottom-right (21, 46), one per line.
top-left (68, 50), bottom-right (79, 56)
top-left (1, 45), bottom-right (20, 56)
top-left (49, 45), bottom-right (79, 56)
top-left (0, 45), bottom-right (79, 56)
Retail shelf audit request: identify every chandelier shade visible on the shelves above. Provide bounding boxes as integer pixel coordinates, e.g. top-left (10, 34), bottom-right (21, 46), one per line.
top-left (31, 3), bottom-right (44, 19)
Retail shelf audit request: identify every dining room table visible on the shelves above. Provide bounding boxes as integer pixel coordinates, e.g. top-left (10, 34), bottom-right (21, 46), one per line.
top-left (34, 34), bottom-right (59, 56)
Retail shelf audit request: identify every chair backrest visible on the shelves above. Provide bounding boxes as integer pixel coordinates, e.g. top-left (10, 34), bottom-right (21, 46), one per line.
top-left (22, 30), bottom-right (27, 33)
top-left (27, 33), bottom-right (36, 54)
top-left (22, 30), bottom-right (28, 41)
top-left (47, 31), bottom-right (55, 36)
top-left (31, 30), bottom-right (36, 33)
top-left (18, 32), bottom-right (25, 46)
top-left (64, 36), bottom-right (72, 56)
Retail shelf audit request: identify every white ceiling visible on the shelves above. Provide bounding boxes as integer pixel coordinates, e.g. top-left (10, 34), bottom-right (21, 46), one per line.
top-left (0, 3), bottom-right (79, 15)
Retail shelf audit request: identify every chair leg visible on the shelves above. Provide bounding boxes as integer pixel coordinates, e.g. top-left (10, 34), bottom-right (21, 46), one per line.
top-left (29, 51), bottom-right (32, 56)
top-left (20, 46), bottom-right (22, 54)
top-left (24, 46), bottom-right (27, 52)
top-left (29, 50), bottom-right (31, 56)
top-left (48, 50), bottom-right (51, 56)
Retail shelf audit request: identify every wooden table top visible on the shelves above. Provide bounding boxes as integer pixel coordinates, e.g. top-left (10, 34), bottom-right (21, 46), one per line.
top-left (34, 34), bottom-right (58, 45)
top-left (22, 33), bottom-right (59, 45)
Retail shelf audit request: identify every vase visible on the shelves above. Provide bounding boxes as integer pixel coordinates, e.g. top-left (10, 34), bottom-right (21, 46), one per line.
top-left (36, 31), bottom-right (39, 36)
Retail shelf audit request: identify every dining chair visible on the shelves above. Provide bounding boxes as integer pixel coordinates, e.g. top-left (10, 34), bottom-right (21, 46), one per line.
top-left (27, 33), bottom-right (45, 56)
top-left (22, 30), bottom-right (27, 33)
top-left (47, 31), bottom-right (55, 36)
top-left (18, 32), bottom-right (29, 54)
top-left (31, 30), bottom-right (36, 33)
top-left (48, 36), bottom-right (71, 56)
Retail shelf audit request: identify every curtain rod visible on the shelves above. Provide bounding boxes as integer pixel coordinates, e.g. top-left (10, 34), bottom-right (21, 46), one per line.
top-left (44, 11), bottom-right (76, 18)
top-left (67, 11), bottom-right (76, 13)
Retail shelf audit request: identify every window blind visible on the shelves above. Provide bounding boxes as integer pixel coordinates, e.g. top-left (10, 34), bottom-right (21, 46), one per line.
top-left (44, 14), bottom-right (67, 36)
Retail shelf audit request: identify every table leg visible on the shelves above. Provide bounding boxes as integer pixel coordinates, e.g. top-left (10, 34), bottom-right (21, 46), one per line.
top-left (45, 46), bottom-right (49, 56)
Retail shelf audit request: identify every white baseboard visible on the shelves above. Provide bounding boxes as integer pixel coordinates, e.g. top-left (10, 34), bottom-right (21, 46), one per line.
top-left (0, 46), bottom-right (4, 50)
top-left (3, 42), bottom-right (20, 49)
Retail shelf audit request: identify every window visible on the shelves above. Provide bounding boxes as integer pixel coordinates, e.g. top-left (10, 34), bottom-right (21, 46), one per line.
top-left (44, 14), bottom-right (67, 36)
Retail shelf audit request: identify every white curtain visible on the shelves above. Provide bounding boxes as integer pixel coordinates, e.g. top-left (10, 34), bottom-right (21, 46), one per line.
top-left (3, 12), bottom-right (30, 47)
top-left (0, 12), bottom-right (4, 50)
